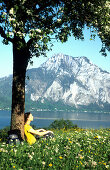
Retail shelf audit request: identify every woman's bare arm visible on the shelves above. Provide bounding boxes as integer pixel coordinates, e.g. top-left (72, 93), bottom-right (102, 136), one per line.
top-left (36, 129), bottom-right (46, 132)
top-left (28, 128), bottom-right (53, 136)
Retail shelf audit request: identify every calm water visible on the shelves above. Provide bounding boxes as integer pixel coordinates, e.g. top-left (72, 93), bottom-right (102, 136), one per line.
top-left (0, 110), bottom-right (110, 129)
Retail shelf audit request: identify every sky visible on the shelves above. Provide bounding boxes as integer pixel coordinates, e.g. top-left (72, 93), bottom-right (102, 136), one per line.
top-left (0, 28), bottom-right (110, 78)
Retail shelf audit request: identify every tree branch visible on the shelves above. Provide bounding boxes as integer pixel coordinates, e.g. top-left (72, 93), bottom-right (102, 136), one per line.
top-left (27, 38), bottom-right (33, 48)
top-left (0, 26), bottom-right (13, 43)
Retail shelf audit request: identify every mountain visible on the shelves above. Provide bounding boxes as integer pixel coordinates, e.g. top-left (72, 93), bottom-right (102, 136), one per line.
top-left (0, 76), bottom-right (12, 109)
top-left (0, 53), bottom-right (110, 111)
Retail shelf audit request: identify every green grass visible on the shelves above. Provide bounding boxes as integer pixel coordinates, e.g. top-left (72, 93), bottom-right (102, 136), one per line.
top-left (0, 128), bottom-right (110, 169)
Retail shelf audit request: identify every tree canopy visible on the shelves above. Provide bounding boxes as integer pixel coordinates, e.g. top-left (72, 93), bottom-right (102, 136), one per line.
top-left (0, 0), bottom-right (110, 58)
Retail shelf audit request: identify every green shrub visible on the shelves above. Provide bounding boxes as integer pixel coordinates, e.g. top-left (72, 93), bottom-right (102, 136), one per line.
top-left (48, 119), bottom-right (77, 130)
top-left (0, 126), bottom-right (10, 142)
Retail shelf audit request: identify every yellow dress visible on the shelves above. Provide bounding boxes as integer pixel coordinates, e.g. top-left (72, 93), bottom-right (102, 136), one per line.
top-left (24, 124), bottom-right (36, 145)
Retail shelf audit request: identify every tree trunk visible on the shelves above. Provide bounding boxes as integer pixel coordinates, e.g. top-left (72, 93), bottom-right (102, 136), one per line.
top-left (11, 37), bottom-right (29, 139)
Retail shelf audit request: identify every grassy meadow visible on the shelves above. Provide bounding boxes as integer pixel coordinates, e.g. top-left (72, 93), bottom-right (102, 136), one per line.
top-left (0, 127), bottom-right (110, 169)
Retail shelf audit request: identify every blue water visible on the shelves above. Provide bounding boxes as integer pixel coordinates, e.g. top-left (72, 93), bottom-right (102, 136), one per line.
top-left (0, 110), bottom-right (110, 130)
top-left (0, 110), bottom-right (11, 129)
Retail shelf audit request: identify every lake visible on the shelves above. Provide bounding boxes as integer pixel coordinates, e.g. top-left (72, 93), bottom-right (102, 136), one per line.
top-left (0, 110), bottom-right (110, 130)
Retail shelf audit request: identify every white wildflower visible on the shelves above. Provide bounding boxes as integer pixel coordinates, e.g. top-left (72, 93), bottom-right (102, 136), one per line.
top-left (42, 161), bottom-right (46, 165)
top-left (28, 154), bottom-right (33, 160)
top-left (105, 165), bottom-right (109, 169)
top-left (1, 143), bottom-right (6, 146)
top-left (0, 148), bottom-right (8, 153)
top-left (32, 152), bottom-right (34, 155)
top-left (13, 149), bottom-right (17, 154)
top-left (91, 160), bottom-right (97, 166)
top-left (55, 147), bottom-right (59, 153)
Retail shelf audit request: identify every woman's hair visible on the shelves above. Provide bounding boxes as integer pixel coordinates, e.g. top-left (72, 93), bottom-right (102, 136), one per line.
top-left (24, 112), bottom-right (31, 124)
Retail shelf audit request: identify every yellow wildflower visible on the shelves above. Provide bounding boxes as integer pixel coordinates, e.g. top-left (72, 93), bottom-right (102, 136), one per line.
top-left (80, 149), bottom-right (83, 152)
top-left (13, 166), bottom-right (15, 168)
top-left (94, 136), bottom-right (98, 139)
top-left (59, 156), bottom-right (63, 159)
top-left (49, 163), bottom-right (52, 167)
top-left (80, 161), bottom-right (83, 165)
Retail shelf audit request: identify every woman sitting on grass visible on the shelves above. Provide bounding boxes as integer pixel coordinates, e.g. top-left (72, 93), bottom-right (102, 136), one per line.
top-left (24, 112), bottom-right (54, 145)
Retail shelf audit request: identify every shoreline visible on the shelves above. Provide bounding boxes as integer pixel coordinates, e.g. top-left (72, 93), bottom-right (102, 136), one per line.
top-left (0, 109), bottom-right (110, 114)
top-left (34, 117), bottom-right (110, 122)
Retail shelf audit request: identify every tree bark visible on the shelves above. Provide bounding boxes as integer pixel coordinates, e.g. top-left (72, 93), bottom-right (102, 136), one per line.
top-left (11, 37), bottom-right (30, 139)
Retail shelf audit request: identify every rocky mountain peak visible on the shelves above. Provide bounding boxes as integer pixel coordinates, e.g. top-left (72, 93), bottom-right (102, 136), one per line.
top-left (28, 54), bottom-right (110, 109)
top-left (41, 53), bottom-right (93, 75)
top-left (0, 53), bottom-right (110, 111)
